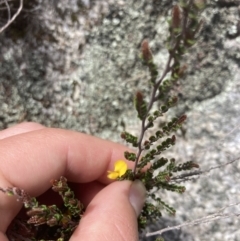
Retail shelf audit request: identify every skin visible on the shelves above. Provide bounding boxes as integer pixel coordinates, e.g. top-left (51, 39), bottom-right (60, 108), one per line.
top-left (0, 122), bottom-right (146, 241)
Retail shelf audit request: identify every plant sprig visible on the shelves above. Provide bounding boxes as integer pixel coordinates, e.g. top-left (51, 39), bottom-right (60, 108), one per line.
top-left (130, 0), bottom-right (204, 176)
top-left (0, 177), bottom-right (84, 241)
top-left (118, 0), bottom-right (205, 237)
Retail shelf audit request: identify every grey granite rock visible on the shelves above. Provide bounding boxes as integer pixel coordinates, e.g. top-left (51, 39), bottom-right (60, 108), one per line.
top-left (139, 218), bottom-right (194, 241)
top-left (1, 1), bottom-right (240, 240)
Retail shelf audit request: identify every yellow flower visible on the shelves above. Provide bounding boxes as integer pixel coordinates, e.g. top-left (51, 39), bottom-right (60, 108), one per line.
top-left (107, 160), bottom-right (128, 180)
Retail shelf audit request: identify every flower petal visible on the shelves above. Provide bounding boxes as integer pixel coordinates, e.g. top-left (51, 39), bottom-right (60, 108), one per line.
top-left (114, 160), bottom-right (127, 177)
top-left (107, 171), bottom-right (119, 180)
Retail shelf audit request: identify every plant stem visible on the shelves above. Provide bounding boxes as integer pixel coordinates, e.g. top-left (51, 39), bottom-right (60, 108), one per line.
top-left (133, 0), bottom-right (193, 176)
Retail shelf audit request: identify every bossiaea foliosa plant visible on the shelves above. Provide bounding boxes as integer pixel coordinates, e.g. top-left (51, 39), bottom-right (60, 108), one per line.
top-left (0, 1), bottom-right (205, 240)
top-left (108, 0), bottom-right (205, 235)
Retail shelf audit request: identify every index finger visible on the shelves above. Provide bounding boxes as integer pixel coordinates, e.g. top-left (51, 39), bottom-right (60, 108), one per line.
top-left (0, 128), bottom-right (131, 233)
top-left (0, 128), bottom-right (130, 196)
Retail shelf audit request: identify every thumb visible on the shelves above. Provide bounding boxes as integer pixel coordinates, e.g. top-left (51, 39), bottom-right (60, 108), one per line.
top-left (70, 180), bottom-right (146, 241)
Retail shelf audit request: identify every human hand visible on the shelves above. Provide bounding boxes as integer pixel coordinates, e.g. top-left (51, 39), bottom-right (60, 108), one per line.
top-left (0, 122), bottom-right (146, 241)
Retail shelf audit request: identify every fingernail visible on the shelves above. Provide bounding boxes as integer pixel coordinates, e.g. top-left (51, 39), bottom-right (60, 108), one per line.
top-left (129, 180), bottom-right (146, 216)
